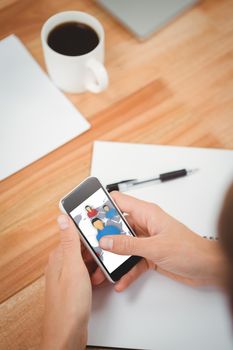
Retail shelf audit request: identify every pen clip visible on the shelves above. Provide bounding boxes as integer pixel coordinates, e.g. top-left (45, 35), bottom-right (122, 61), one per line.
top-left (117, 178), bottom-right (137, 184)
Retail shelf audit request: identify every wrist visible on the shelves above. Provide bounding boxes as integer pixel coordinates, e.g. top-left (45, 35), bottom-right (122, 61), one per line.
top-left (41, 324), bottom-right (88, 350)
top-left (202, 240), bottom-right (227, 286)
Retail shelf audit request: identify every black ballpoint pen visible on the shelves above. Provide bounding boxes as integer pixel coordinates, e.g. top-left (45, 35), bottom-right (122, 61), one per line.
top-left (106, 168), bottom-right (199, 192)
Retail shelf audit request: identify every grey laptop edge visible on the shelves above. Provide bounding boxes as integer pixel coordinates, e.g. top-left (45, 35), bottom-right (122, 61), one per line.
top-left (95, 0), bottom-right (199, 40)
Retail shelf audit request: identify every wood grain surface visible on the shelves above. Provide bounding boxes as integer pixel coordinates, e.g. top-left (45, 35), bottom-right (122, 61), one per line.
top-left (0, 0), bottom-right (233, 349)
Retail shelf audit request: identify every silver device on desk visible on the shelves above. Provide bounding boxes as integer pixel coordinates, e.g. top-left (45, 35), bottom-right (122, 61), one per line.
top-left (95, 0), bottom-right (199, 40)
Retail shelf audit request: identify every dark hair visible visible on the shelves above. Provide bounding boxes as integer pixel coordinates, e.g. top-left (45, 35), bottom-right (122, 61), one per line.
top-left (92, 217), bottom-right (102, 225)
top-left (85, 205), bottom-right (91, 209)
top-left (219, 182), bottom-right (233, 316)
top-left (103, 205), bottom-right (109, 209)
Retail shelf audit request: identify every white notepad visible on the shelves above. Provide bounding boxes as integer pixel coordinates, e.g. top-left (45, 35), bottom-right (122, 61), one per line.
top-left (0, 35), bottom-right (90, 181)
top-left (88, 141), bottom-right (233, 350)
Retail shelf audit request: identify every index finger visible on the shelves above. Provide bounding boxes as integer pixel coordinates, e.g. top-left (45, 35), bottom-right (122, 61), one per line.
top-left (110, 191), bottom-right (163, 233)
top-left (114, 258), bottom-right (152, 292)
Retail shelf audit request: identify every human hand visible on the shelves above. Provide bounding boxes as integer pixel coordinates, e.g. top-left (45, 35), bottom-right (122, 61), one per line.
top-left (41, 215), bottom-right (92, 350)
top-left (91, 192), bottom-right (225, 291)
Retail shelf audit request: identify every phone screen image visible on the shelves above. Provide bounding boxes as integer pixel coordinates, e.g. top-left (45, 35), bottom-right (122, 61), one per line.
top-left (70, 188), bottom-right (132, 273)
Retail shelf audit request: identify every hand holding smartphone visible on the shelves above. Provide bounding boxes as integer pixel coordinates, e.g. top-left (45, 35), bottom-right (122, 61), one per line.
top-left (59, 177), bottom-right (141, 283)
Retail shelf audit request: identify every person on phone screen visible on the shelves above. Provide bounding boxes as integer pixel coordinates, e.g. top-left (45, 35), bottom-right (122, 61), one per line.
top-left (103, 204), bottom-right (118, 220)
top-left (85, 205), bottom-right (98, 218)
top-left (91, 217), bottom-right (121, 241)
top-left (41, 183), bottom-right (233, 350)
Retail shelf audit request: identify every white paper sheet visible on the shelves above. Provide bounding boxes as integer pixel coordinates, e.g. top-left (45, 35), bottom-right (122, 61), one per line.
top-left (88, 141), bottom-right (233, 350)
top-left (0, 35), bottom-right (90, 181)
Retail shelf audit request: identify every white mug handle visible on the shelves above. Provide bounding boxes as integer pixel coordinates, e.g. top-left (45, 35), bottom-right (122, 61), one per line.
top-left (85, 58), bottom-right (109, 93)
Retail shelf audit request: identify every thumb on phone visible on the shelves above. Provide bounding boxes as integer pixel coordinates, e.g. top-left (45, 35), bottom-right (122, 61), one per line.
top-left (99, 235), bottom-right (157, 260)
top-left (57, 215), bottom-right (82, 266)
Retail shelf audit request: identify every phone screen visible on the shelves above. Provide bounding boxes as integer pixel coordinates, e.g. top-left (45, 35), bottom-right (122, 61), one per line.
top-left (70, 187), bottom-right (133, 273)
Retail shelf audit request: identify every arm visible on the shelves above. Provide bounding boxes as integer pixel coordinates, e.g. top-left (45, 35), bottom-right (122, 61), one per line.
top-left (91, 192), bottom-right (226, 291)
top-left (41, 215), bottom-right (92, 350)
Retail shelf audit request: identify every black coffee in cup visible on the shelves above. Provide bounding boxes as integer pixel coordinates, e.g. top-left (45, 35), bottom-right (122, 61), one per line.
top-left (47, 21), bottom-right (99, 56)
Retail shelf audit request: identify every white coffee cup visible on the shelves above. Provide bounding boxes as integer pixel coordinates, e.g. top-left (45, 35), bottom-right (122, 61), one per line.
top-left (41, 11), bottom-right (109, 93)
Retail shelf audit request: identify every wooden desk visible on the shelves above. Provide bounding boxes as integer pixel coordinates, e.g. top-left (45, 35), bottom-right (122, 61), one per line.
top-left (0, 0), bottom-right (233, 348)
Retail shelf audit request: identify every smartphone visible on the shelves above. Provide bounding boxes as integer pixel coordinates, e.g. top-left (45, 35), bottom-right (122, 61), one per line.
top-left (59, 176), bottom-right (141, 283)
